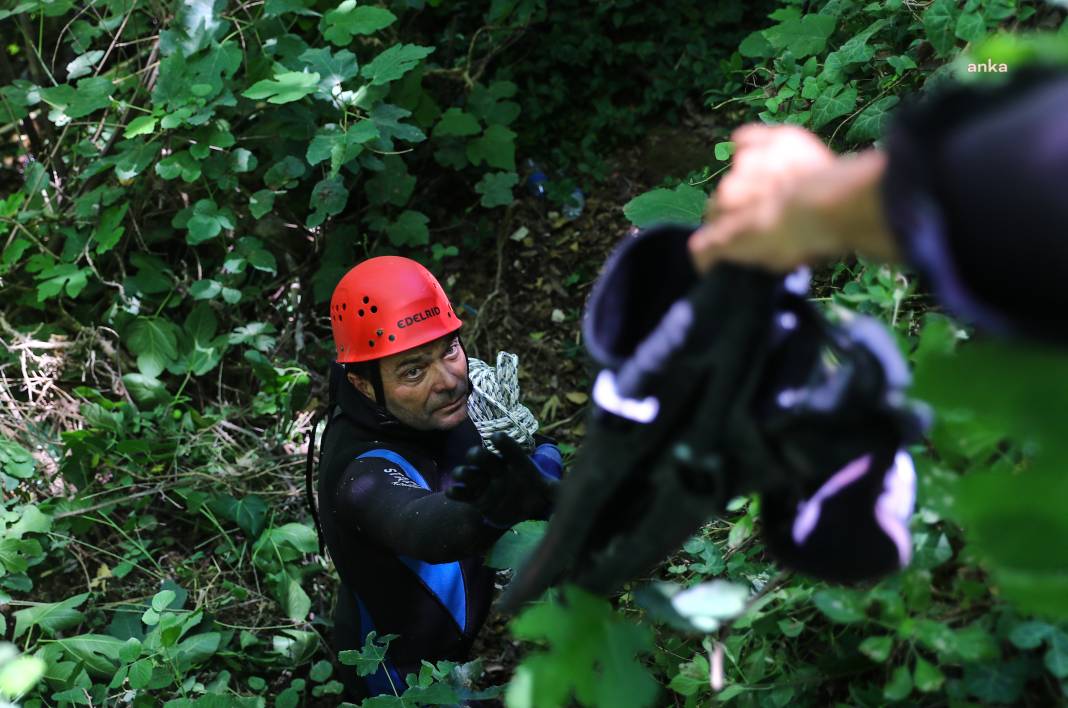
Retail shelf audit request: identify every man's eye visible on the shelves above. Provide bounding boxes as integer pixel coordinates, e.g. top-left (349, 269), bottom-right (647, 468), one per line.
top-left (405, 368), bottom-right (422, 379)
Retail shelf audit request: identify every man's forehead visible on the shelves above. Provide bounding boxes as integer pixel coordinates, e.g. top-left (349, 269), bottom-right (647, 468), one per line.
top-left (384, 334), bottom-right (455, 366)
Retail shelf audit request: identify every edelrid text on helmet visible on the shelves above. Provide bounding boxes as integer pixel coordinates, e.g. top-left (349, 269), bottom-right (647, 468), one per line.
top-left (330, 257), bottom-right (462, 363)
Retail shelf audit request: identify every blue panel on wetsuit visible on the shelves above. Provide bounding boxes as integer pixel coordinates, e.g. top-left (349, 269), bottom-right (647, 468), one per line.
top-left (354, 592), bottom-right (405, 696)
top-left (532, 443), bottom-right (563, 481)
top-left (357, 449), bottom-right (469, 633)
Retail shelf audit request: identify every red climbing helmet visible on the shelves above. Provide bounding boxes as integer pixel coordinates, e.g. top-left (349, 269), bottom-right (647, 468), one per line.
top-left (330, 256), bottom-right (462, 363)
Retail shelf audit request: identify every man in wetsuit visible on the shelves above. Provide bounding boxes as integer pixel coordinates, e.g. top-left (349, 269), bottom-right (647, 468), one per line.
top-left (311, 255), bottom-right (560, 701)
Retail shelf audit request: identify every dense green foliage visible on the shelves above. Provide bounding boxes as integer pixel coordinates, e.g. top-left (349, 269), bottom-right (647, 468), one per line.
top-left (1, 0), bottom-right (1067, 705)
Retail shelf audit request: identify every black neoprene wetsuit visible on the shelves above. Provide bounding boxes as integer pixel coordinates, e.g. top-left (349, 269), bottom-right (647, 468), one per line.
top-left (315, 364), bottom-right (554, 701)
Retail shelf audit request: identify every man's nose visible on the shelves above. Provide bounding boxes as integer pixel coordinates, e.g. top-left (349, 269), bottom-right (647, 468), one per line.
top-left (431, 361), bottom-right (462, 392)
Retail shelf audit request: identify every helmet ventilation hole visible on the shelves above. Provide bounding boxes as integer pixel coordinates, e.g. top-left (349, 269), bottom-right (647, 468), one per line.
top-left (363, 296), bottom-right (370, 304)
top-left (368, 340), bottom-right (375, 347)
top-left (376, 329), bottom-right (383, 336)
top-left (358, 309), bottom-right (364, 317)
top-left (370, 305), bottom-right (378, 313)
top-left (388, 334), bottom-right (396, 342)
top-left (342, 303), bottom-right (346, 310)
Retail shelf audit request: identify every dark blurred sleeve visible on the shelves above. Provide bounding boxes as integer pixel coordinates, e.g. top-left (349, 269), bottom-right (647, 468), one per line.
top-left (878, 66), bottom-right (1068, 343)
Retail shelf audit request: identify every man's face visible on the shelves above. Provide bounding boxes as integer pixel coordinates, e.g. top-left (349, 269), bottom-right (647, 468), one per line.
top-left (352, 334), bottom-right (470, 431)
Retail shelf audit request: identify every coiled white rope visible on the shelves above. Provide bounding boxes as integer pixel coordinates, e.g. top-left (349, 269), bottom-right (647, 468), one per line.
top-left (466, 351), bottom-right (539, 454)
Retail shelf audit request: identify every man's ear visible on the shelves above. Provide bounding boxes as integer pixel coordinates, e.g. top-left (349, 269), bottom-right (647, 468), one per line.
top-left (346, 371), bottom-right (375, 402)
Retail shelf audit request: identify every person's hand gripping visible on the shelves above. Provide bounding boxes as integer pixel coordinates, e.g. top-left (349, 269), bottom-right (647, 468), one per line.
top-left (446, 433), bottom-right (558, 527)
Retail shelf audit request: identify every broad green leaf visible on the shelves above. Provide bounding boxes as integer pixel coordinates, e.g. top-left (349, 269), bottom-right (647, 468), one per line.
top-left (310, 659), bottom-right (333, 683)
top-left (338, 631), bottom-right (398, 676)
top-left (9, 506), bottom-right (51, 536)
top-left (152, 590), bottom-right (177, 612)
top-left (92, 202), bottom-right (129, 254)
top-left (124, 116), bottom-right (157, 138)
top-left (485, 521), bottom-right (546, 570)
top-left (465, 124), bottom-right (516, 171)
top-left (306, 176), bottom-right (349, 228)
top-left (386, 210), bottom-right (429, 247)
top-left (364, 156), bottom-right (416, 206)
top-left (322, 1), bottom-right (397, 45)
top-left (859, 636), bottom-right (893, 662)
top-left (280, 574), bottom-right (311, 621)
top-left (0, 441), bottom-right (35, 479)
top-left (1009, 621), bottom-right (1054, 649)
top-left (35, 263), bottom-right (90, 301)
top-left (510, 586), bottom-right (657, 708)
top-left (263, 156), bottom-right (306, 189)
top-left (184, 199), bottom-right (236, 244)
top-left (209, 494), bottom-right (267, 537)
top-left (914, 656), bottom-right (945, 692)
top-left (370, 103), bottom-right (426, 148)
top-left (714, 141), bottom-right (734, 161)
top-left (845, 96), bottom-right (899, 143)
top-left (122, 373), bottom-right (170, 407)
top-left (475, 171), bottom-right (518, 208)
top-left (155, 150), bottom-right (201, 182)
top-left (128, 317), bottom-right (180, 378)
top-left (883, 665), bottom-right (913, 701)
top-left (39, 77), bottom-right (113, 125)
top-left (813, 588), bottom-right (866, 624)
top-left (763, 14), bottom-right (836, 57)
top-left (668, 653), bottom-right (709, 697)
top-left (66, 50), bottom-right (104, 80)
top-left (13, 593), bottom-right (88, 639)
top-left (811, 85), bottom-right (857, 129)
top-left (362, 44), bottom-right (434, 86)
top-left (923, 0), bottom-right (959, 57)
top-left (299, 47), bottom-right (359, 100)
top-left (190, 279), bottom-right (222, 300)
top-left (739, 30), bottom-right (774, 58)
top-left (955, 11), bottom-right (986, 43)
top-left (249, 190), bottom-right (275, 219)
top-left (434, 108), bottom-right (481, 137)
top-left (243, 71), bottom-right (320, 104)
top-left (1047, 632), bottom-right (1068, 679)
top-left (127, 659), bottom-right (153, 689)
top-left (623, 184), bottom-right (705, 227)
top-left (962, 659), bottom-right (1028, 703)
top-left (174, 632), bottom-right (222, 673)
top-left (306, 122), bottom-right (379, 173)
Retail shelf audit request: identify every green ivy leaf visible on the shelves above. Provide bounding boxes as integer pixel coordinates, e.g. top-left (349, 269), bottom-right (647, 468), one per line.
top-left (923, 0), bottom-right (960, 57)
top-left (434, 108), bottom-right (481, 137)
top-left (361, 44), bottom-right (434, 86)
top-left (189, 279), bottom-right (222, 300)
top-left (322, 0), bottom-right (397, 45)
top-left (386, 210), bottom-right (429, 247)
top-left (1047, 632), bottom-right (1068, 679)
top-left (811, 85), bottom-right (857, 129)
top-left (955, 11), bottom-right (986, 43)
top-left (763, 14), bottom-right (836, 57)
top-left (962, 659), bottom-right (1028, 704)
top-left (370, 103), bottom-right (426, 148)
top-left (668, 653), bottom-right (710, 697)
top-left (845, 96), bottom-right (899, 143)
top-left (243, 71), bottom-right (320, 104)
top-left (263, 156), bottom-right (307, 189)
top-left (622, 183), bottom-right (705, 228)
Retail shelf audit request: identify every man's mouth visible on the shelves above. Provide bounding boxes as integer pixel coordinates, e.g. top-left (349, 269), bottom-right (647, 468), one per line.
top-left (438, 395), bottom-right (467, 413)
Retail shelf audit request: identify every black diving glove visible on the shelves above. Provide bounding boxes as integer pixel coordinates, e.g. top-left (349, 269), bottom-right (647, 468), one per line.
top-left (446, 432), bottom-right (558, 528)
